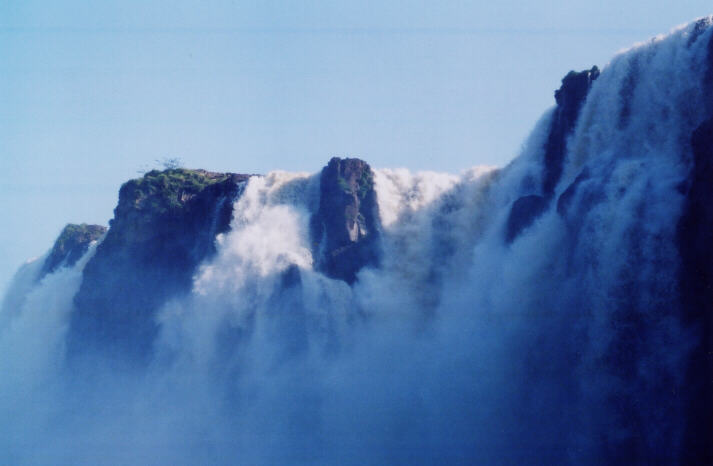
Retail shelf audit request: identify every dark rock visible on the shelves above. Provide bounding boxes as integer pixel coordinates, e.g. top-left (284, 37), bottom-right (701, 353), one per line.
top-left (555, 169), bottom-right (606, 244)
top-left (543, 66), bottom-right (599, 196)
top-left (617, 57), bottom-right (639, 129)
top-left (687, 18), bottom-right (711, 47)
top-left (268, 265), bottom-right (308, 361)
top-left (505, 195), bottom-right (548, 244)
top-left (677, 118), bottom-right (713, 465)
top-left (556, 169), bottom-right (590, 217)
top-left (311, 157), bottom-right (380, 284)
top-left (705, 24), bottom-right (713, 118)
top-left (39, 224), bottom-right (107, 279)
top-left (280, 263), bottom-right (303, 289)
top-left (68, 169), bottom-right (250, 364)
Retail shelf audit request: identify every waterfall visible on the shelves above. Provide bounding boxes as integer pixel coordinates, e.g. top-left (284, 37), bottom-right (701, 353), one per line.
top-left (1, 17), bottom-right (712, 465)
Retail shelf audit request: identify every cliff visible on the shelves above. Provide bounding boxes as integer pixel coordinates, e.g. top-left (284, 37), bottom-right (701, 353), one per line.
top-left (68, 169), bottom-right (250, 363)
top-left (505, 66), bottom-right (599, 244)
top-left (678, 118), bottom-right (713, 464)
top-left (63, 158), bottom-right (382, 364)
top-left (676, 25), bottom-right (713, 464)
top-left (544, 66), bottom-right (599, 196)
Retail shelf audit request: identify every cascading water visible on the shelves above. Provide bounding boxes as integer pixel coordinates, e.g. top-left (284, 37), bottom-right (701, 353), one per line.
top-left (1, 17), bottom-right (712, 466)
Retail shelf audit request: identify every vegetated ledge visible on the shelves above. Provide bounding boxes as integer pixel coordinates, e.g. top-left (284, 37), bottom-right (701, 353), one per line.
top-left (111, 168), bottom-right (249, 243)
top-left (39, 223), bottom-right (107, 280)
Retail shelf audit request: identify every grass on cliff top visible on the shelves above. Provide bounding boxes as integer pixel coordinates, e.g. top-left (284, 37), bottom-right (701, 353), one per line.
top-left (122, 168), bottom-right (230, 214)
top-left (54, 223), bottom-right (106, 251)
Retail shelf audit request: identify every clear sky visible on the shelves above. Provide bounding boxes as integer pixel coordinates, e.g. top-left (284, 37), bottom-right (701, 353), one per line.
top-left (1, 1), bottom-right (711, 292)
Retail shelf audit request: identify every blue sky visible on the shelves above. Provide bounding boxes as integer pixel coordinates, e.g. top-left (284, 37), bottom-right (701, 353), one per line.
top-left (1, 1), bottom-right (711, 291)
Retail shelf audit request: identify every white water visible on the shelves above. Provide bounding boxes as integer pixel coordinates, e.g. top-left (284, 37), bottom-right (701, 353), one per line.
top-left (1, 18), bottom-right (711, 465)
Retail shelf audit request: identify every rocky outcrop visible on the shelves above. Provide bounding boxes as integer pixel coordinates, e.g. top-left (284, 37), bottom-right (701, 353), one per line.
top-left (555, 169), bottom-right (589, 217)
top-left (506, 67), bottom-right (599, 244)
top-left (504, 195), bottom-right (547, 244)
top-left (675, 31), bottom-right (713, 464)
top-left (39, 223), bottom-right (106, 279)
top-left (699, 18), bottom-right (713, 117)
top-left (543, 66), bottom-right (599, 196)
top-left (311, 157), bottom-right (380, 283)
top-left (677, 118), bottom-right (713, 465)
top-left (68, 169), bottom-right (250, 364)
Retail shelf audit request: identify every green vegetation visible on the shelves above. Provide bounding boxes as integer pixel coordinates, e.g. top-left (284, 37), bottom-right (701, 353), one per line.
top-left (56, 224), bottom-right (85, 248)
top-left (336, 168), bottom-right (373, 199)
top-left (54, 224), bottom-right (106, 252)
top-left (357, 169), bottom-right (374, 200)
top-left (121, 169), bottom-right (229, 215)
top-left (41, 223), bottom-right (107, 275)
top-left (338, 176), bottom-right (352, 194)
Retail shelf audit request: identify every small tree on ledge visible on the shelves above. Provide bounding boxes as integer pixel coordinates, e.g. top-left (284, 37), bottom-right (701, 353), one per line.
top-left (138, 157), bottom-right (184, 175)
top-left (157, 157), bottom-right (183, 170)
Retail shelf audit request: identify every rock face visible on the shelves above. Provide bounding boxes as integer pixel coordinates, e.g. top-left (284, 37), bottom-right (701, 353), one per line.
top-left (543, 66), bottom-right (599, 196)
top-left (504, 195), bottom-right (547, 243)
top-left (555, 169), bottom-right (590, 217)
top-left (505, 67), bottom-right (599, 244)
top-left (68, 169), bottom-right (250, 363)
top-left (701, 18), bottom-right (713, 117)
top-left (677, 118), bottom-right (713, 465)
top-left (311, 157), bottom-right (380, 283)
top-left (40, 223), bottom-right (106, 279)
top-left (676, 31), bottom-right (713, 464)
